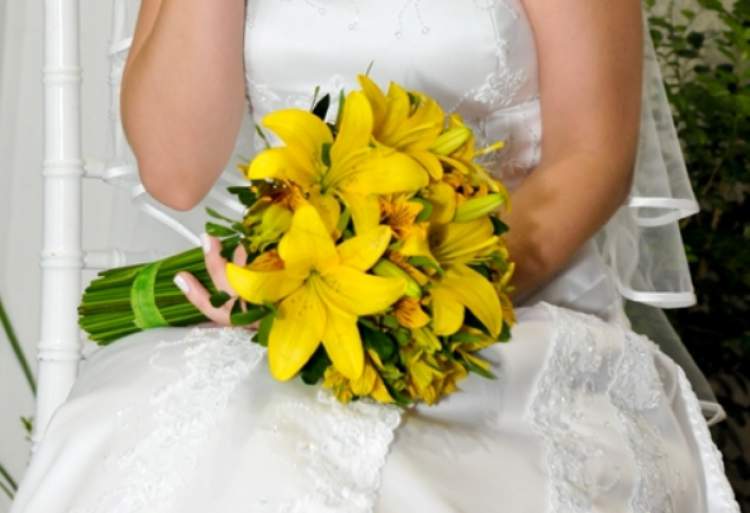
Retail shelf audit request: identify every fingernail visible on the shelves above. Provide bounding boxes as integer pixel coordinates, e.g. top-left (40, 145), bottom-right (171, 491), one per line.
top-left (173, 274), bottom-right (190, 294)
top-left (200, 233), bottom-right (211, 254)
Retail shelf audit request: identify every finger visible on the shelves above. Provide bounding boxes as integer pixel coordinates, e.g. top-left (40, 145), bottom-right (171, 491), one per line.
top-left (174, 271), bottom-right (234, 326)
top-left (232, 243), bottom-right (248, 266)
top-left (200, 233), bottom-right (237, 297)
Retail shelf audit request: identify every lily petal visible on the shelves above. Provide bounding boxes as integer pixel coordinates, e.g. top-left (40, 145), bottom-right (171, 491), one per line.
top-left (440, 263), bottom-right (502, 338)
top-left (431, 217), bottom-right (497, 265)
top-left (423, 182), bottom-right (456, 225)
top-left (345, 151), bottom-right (429, 195)
top-left (337, 225), bottom-right (393, 271)
top-left (308, 188), bottom-right (341, 237)
top-left (225, 262), bottom-right (304, 304)
top-left (268, 283), bottom-right (326, 381)
top-left (247, 147), bottom-right (317, 189)
top-left (277, 202), bottom-right (339, 272)
top-left (409, 150), bottom-right (444, 181)
top-left (262, 108), bottom-right (333, 160)
top-left (357, 74), bottom-right (387, 128)
top-left (318, 265), bottom-right (405, 316)
top-left (398, 224), bottom-right (436, 262)
top-left (321, 302), bottom-right (364, 380)
top-left (380, 82), bottom-right (411, 143)
top-left (339, 190), bottom-right (382, 235)
top-left (430, 284), bottom-right (465, 336)
top-left (330, 91), bottom-right (374, 167)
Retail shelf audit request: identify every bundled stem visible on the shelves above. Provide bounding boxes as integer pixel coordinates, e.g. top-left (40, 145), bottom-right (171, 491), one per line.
top-left (78, 241), bottom-right (239, 344)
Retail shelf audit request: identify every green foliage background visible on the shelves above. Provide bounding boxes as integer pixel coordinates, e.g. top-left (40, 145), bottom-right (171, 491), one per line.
top-left (0, 298), bottom-right (34, 500)
top-left (645, 0), bottom-right (750, 506)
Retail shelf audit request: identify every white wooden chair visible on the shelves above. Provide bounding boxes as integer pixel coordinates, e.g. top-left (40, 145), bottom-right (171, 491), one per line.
top-left (34, 0), bottom-right (250, 449)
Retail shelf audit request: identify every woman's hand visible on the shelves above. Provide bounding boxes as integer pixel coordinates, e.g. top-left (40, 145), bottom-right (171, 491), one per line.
top-left (173, 233), bottom-right (258, 329)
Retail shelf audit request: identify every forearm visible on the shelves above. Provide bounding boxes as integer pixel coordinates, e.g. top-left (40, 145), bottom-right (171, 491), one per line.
top-left (121, 0), bottom-right (247, 211)
top-left (501, 150), bottom-right (635, 300)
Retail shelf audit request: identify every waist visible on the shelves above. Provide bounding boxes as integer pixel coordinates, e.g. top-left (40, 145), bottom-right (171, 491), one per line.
top-left (515, 239), bottom-right (627, 326)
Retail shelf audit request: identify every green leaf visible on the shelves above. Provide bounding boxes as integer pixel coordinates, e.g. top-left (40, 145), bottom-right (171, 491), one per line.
top-left (254, 313), bottom-right (274, 347)
top-left (20, 416), bottom-right (33, 437)
top-left (450, 331), bottom-right (485, 344)
top-left (360, 323), bottom-right (398, 363)
top-left (468, 264), bottom-right (491, 280)
top-left (205, 222), bottom-right (237, 237)
top-left (312, 93), bottom-right (331, 121)
top-left (406, 255), bottom-right (444, 276)
top-left (382, 315), bottom-right (399, 330)
top-left (335, 89), bottom-right (346, 131)
top-left (226, 186), bottom-right (257, 207)
top-left (230, 306), bottom-right (268, 326)
top-left (209, 291), bottom-right (232, 308)
top-left (463, 357), bottom-right (497, 380)
top-left (336, 206), bottom-right (352, 235)
top-left (498, 321), bottom-right (512, 342)
top-left (300, 346), bottom-right (331, 385)
top-left (411, 197), bottom-right (433, 222)
top-left (393, 328), bottom-right (411, 346)
top-left (0, 461), bottom-right (17, 495)
top-left (218, 236), bottom-right (241, 260)
top-left (0, 297), bottom-right (36, 395)
top-left (321, 142), bottom-right (332, 167)
top-left (490, 215), bottom-right (509, 235)
top-left (254, 123), bottom-right (271, 149)
top-left (205, 206), bottom-right (236, 224)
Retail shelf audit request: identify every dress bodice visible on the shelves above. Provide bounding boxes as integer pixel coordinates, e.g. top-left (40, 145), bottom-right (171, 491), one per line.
top-left (243, 0), bottom-right (543, 190)
top-left (242, 0), bottom-right (623, 321)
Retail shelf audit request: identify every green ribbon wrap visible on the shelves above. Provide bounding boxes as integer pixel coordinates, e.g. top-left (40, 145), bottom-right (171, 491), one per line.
top-left (131, 261), bottom-right (170, 329)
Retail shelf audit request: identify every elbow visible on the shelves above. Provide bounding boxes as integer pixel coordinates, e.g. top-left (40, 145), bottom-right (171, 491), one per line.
top-left (137, 159), bottom-right (209, 212)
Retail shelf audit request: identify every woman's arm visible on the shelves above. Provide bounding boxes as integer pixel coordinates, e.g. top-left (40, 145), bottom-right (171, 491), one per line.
top-left (121, 0), bottom-right (247, 211)
top-left (505, 0), bottom-right (644, 299)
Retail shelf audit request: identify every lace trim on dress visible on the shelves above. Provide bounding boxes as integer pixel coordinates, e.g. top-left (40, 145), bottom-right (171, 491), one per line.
top-left (526, 303), bottom-right (704, 513)
top-left (675, 368), bottom-right (741, 513)
top-left (71, 327), bottom-right (265, 513)
top-left (526, 303), bottom-right (625, 512)
top-left (72, 325), bottom-right (402, 513)
top-left (270, 391), bottom-right (403, 513)
top-left (610, 332), bottom-right (681, 513)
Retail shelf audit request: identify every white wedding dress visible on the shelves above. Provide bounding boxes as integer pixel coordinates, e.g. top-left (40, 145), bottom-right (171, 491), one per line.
top-left (10, 1), bottom-right (741, 512)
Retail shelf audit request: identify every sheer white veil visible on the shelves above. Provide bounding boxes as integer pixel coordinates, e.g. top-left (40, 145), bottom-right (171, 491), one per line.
top-left (100, 0), bottom-right (722, 421)
top-left (593, 6), bottom-right (722, 422)
top-left (597, 6), bottom-right (699, 309)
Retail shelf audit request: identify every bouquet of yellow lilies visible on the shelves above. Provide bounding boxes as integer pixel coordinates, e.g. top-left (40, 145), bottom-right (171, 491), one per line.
top-left (79, 74), bottom-right (516, 406)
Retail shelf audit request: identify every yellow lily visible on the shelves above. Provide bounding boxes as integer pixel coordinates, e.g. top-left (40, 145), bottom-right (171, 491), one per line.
top-left (358, 74), bottom-right (446, 180)
top-left (226, 202), bottom-right (406, 381)
top-left (427, 216), bottom-right (503, 338)
top-left (322, 350), bottom-right (394, 404)
top-left (402, 341), bottom-right (468, 405)
top-left (438, 113), bottom-right (508, 197)
top-left (245, 91), bottom-right (429, 234)
top-left (393, 297), bottom-right (430, 328)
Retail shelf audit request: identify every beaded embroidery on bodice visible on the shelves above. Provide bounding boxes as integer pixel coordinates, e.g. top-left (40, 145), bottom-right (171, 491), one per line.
top-left (243, 0), bottom-right (543, 189)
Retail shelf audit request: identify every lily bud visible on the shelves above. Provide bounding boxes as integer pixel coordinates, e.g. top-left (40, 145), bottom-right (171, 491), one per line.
top-left (429, 126), bottom-right (472, 156)
top-left (453, 193), bottom-right (505, 223)
top-left (372, 260), bottom-right (422, 298)
top-left (248, 203), bottom-right (292, 252)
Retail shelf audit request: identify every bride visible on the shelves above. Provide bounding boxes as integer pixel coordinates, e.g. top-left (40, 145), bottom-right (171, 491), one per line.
top-left (10, 0), bottom-right (741, 512)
